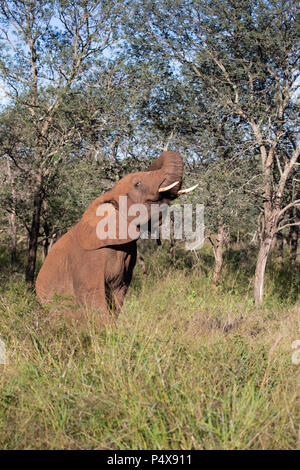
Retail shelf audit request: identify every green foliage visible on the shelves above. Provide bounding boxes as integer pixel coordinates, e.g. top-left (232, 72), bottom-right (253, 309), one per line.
top-left (128, 0), bottom-right (299, 230)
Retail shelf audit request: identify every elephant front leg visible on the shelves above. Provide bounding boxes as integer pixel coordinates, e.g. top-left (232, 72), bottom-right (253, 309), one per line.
top-left (111, 285), bottom-right (129, 315)
top-left (78, 285), bottom-right (114, 326)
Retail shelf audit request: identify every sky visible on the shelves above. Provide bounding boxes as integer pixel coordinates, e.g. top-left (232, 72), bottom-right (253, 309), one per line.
top-left (0, 80), bottom-right (8, 106)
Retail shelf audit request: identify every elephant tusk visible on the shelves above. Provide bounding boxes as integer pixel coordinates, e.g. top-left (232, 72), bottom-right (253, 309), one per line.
top-left (177, 184), bottom-right (199, 195)
top-left (158, 181), bottom-right (179, 192)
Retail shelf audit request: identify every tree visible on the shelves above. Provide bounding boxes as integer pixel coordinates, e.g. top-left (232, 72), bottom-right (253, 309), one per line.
top-left (128, 0), bottom-right (300, 303)
top-left (0, 0), bottom-right (129, 285)
top-left (5, 158), bottom-right (17, 264)
top-left (287, 176), bottom-right (300, 264)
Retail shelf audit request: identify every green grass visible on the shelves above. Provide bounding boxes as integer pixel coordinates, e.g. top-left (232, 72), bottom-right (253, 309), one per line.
top-left (0, 243), bottom-right (299, 449)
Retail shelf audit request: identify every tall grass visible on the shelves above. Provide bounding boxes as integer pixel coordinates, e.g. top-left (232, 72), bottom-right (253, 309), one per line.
top-left (0, 243), bottom-right (299, 449)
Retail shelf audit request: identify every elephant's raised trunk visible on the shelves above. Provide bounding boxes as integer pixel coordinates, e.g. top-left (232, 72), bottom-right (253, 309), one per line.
top-left (147, 151), bottom-right (183, 198)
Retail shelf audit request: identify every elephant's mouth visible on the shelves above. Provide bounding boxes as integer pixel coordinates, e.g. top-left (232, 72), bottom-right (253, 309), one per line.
top-left (145, 197), bottom-right (161, 204)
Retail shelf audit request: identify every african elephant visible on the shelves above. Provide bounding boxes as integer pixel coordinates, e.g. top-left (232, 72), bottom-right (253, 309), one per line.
top-left (36, 151), bottom-right (196, 325)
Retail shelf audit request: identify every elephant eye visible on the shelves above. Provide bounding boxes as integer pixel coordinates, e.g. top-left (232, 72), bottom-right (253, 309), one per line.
top-left (135, 181), bottom-right (141, 188)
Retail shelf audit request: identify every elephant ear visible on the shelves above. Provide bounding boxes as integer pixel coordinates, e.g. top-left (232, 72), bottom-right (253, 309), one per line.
top-left (74, 193), bottom-right (139, 250)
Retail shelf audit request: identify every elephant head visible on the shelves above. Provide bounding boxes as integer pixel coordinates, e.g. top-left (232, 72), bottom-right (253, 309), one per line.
top-left (74, 151), bottom-right (197, 250)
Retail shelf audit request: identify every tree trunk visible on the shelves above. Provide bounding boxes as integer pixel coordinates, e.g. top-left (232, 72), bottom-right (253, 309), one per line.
top-left (254, 234), bottom-right (273, 305)
top-left (275, 231), bottom-right (284, 261)
top-left (25, 191), bottom-right (42, 286)
top-left (290, 225), bottom-right (299, 265)
top-left (7, 159), bottom-right (17, 264)
top-left (212, 219), bottom-right (225, 292)
top-left (42, 222), bottom-right (50, 261)
top-left (254, 194), bottom-right (280, 305)
top-left (9, 211), bottom-right (17, 265)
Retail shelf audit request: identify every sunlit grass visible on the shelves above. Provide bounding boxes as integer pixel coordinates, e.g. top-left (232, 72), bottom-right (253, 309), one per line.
top-left (0, 244), bottom-right (299, 449)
